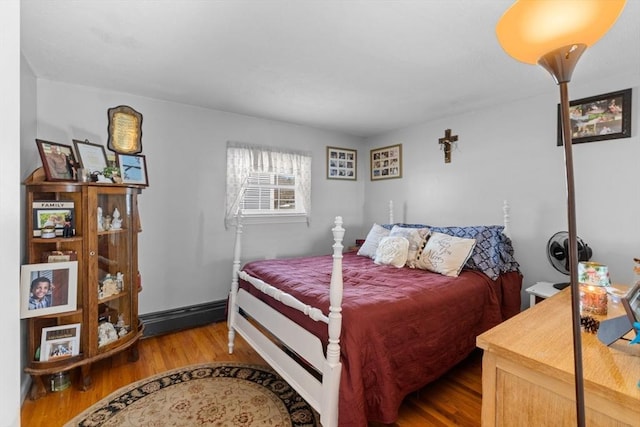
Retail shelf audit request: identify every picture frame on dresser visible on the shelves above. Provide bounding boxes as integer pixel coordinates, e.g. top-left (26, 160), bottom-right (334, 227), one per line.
top-left (622, 282), bottom-right (640, 323)
top-left (20, 261), bottom-right (78, 319)
top-left (39, 323), bottom-right (81, 362)
top-left (327, 146), bottom-right (357, 180)
top-left (31, 200), bottom-right (75, 237)
top-left (73, 139), bottom-right (108, 175)
top-left (117, 154), bottom-right (148, 186)
top-left (35, 139), bottom-right (78, 181)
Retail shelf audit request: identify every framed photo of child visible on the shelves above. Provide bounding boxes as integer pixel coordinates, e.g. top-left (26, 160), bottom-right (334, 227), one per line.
top-left (20, 261), bottom-right (78, 319)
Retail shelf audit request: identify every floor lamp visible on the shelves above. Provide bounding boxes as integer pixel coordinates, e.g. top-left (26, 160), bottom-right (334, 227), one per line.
top-left (496, 1), bottom-right (627, 426)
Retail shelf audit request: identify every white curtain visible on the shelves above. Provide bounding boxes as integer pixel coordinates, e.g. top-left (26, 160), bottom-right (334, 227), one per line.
top-left (225, 141), bottom-right (312, 228)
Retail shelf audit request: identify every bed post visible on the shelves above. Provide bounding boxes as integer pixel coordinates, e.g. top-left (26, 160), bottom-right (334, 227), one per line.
top-left (322, 216), bottom-right (344, 427)
top-left (228, 218), bottom-right (243, 354)
top-left (388, 200), bottom-right (394, 224)
top-left (503, 200), bottom-right (511, 238)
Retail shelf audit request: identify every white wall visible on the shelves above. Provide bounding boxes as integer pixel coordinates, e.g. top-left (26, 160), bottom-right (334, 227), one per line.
top-left (365, 72), bottom-right (639, 307)
top-left (1, 0), bottom-right (22, 425)
top-left (19, 55), bottom-right (37, 405)
top-left (30, 80), bottom-right (366, 314)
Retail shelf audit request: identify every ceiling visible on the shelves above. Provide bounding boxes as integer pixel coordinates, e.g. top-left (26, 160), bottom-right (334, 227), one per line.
top-left (20, 1), bottom-right (640, 138)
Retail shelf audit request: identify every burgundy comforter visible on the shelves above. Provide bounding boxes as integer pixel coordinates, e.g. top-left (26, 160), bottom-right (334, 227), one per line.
top-left (240, 252), bottom-right (522, 426)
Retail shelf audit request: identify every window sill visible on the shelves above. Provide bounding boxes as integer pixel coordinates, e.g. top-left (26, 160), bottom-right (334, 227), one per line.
top-left (237, 213), bottom-right (308, 225)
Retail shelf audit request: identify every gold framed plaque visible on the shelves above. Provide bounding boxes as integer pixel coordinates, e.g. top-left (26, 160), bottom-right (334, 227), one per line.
top-left (107, 105), bottom-right (143, 154)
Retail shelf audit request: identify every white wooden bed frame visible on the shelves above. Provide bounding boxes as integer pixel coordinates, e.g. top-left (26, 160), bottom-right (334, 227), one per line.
top-left (227, 201), bottom-right (511, 427)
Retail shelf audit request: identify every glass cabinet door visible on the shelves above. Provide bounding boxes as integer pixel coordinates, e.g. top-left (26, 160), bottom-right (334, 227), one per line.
top-left (92, 188), bottom-right (136, 351)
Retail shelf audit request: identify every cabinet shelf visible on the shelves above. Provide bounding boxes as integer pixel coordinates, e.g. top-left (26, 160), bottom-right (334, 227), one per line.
top-left (98, 228), bottom-right (127, 236)
top-left (98, 290), bottom-right (130, 304)
top-left (30, 308), bottom-right (83, 320)
top-left (30, 236), bottom-right (83, 244)
top-left (25, 175), bottom-right (143, 400)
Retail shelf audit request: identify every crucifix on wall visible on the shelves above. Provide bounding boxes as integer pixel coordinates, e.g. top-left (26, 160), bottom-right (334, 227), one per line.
top-left (438, 129), bottom-right (458, 163)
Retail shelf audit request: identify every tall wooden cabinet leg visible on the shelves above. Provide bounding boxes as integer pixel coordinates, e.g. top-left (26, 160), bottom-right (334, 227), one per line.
top-left (80, 364), bottom-right (93, 391)
top-left (28, 375), bottom-right (47, 400)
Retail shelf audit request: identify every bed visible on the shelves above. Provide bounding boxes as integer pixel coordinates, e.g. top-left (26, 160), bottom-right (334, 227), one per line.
top-left (227, 202), bottom-right (522, 426)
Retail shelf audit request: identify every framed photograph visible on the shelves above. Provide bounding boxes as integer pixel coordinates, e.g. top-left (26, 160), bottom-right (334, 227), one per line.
top-left (117, 154), bottom-right (148, 186)
top-left (622, 282), bottom-right (640, 324)
top-left (108, 105), bottom-right (143, 154)
top-left (327, 146), bottom-right (357, 180)
top-left (557, 88), bottom-right (632, 146)
top-left (20, 261), bottom-right (78, 319)
top-left (36, 139), bottom-right (77, 181)
top-left (370, 144), bottom-right (402, 180)
top-left (31, 200), bottom-right (75, 237)
top-left (73, 139), bottom-right (108, 174)
top-left (39, 323), bottom-right (81, 362)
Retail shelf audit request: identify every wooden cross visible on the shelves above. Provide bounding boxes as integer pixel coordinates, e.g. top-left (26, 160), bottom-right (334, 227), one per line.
top-left (438, 128), bottom-right (458, 163)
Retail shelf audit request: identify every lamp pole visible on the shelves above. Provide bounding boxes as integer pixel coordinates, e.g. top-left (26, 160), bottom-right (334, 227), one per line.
top-left (538, 44), bottom-right (587, 426)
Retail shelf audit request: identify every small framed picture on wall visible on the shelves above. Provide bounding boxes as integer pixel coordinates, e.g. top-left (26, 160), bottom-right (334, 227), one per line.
top-left (326, 146), bottom-right (357, 180)
top-left (370, 144), bottom-right (402, 180)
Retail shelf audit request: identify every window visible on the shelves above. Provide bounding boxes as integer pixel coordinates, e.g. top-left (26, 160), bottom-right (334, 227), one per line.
top-left (225, 142), bottom-right (311, 227)
top-left (241, 172), bottom-right (297, 213)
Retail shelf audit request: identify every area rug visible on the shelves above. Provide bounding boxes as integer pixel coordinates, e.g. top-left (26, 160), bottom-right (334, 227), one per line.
top-left (64, 362), bottom-right (319, 426)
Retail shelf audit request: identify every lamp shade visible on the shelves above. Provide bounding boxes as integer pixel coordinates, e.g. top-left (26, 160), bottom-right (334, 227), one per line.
top-left (496, 0), bottom-right (627, 64)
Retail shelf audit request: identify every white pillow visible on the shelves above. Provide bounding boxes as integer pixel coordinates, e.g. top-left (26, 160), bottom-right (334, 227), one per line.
top-left (415, 232), bottom-right (476, 277)
top-left (357, 223), bottom-right (390, 259)
top-left (374, 236), bottom-right (409, 268)
top-left (389, 226), bottom-right (430, 268)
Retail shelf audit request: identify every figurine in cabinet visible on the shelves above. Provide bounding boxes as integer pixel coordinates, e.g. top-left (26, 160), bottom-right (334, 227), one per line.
top-left (97, 207), bottom-right (104, 231)
top-left (111, 208), bottom-right (122, 230)
top-left (98, 322), bottom-right (118, 347)
top-left (62, 214), bottom-right (73, 237)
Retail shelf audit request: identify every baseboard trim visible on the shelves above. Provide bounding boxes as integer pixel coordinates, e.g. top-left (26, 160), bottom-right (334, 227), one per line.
top-left (140, 300), bottom-right (227, 338)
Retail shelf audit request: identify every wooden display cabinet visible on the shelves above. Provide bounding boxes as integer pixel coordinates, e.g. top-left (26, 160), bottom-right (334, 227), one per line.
top-left (24, 169), bottom-right (144, 399)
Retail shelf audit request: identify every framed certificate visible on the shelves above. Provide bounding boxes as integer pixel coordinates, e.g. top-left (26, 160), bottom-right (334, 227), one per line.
top-left (107, 105), bottom-right (143, 154)
top-left (73, 139), bottom-right (108, 174)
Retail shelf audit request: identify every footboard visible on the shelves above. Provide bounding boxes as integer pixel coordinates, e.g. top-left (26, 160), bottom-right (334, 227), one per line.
top-left (228, 217), bottom-right (345, 427)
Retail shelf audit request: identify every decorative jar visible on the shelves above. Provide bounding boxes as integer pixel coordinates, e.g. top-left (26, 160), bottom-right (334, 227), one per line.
top-left (579, 262), bottom-right (609, 315)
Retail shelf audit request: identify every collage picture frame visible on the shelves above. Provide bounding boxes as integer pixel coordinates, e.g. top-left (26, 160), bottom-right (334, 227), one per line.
top-left (370, 144), bottom-right (402, 181)
top-left (557, 88), bottom-right (632, 145)
top-left (326, 146), bottom-right (357, 180)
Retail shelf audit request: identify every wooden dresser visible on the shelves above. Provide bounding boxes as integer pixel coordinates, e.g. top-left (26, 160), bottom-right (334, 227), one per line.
top-left (477, 286), bottom-right (640, 426)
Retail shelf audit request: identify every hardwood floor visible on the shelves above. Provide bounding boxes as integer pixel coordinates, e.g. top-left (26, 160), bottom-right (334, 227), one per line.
top-left (21, 321), bottom-right (483, 426)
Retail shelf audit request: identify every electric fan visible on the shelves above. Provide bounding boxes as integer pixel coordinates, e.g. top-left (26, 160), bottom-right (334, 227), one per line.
top-left (546, 231), bottom-right (593, 290)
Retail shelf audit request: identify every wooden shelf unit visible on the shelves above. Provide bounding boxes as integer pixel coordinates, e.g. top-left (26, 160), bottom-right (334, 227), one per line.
top-left (24, 172), bottom-right (144, 399)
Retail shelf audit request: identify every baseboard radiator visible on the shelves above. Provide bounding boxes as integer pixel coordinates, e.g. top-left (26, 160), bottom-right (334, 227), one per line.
top-left (140, 300), bottom-right (227, 338)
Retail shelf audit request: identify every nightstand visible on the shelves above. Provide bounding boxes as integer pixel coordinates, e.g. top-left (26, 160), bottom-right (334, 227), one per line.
top-left (525, 281), bottom-right (561, 306)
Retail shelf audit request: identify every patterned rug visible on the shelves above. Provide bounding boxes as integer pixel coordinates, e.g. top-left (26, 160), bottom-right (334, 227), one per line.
top-left (64, 362), bottom-right (319, 426)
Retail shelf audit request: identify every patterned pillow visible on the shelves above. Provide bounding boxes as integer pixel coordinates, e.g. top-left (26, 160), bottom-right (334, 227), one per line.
top-left (357, 223), bottom-right (391, 259)
top-left (388, 225), bottom-right (430, 268)
top-left (415, 232), bottom-right (476, 277)
top-left (428, 225), bottom-right (520, 279)
top-left (374, 236), bottom-right (410, 268)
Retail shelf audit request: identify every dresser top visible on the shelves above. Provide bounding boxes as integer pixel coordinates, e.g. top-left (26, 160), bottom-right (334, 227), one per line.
top-left (477, 286), bottom-right (640, 404)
